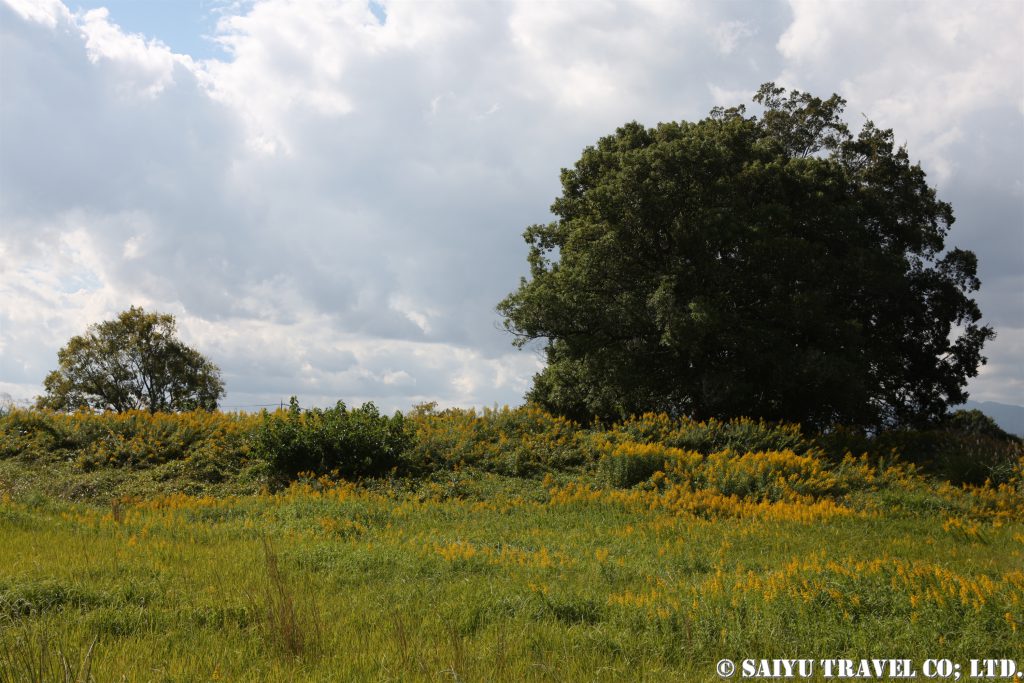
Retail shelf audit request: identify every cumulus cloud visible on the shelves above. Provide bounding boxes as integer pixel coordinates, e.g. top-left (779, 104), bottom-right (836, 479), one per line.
top-left (778, 0), bottom-right (1022, 182)
top-left (0, 0), bottom-right (1020, 411)
top-left (773, 0), bottom-right (1024, 404)
top-left (3, 0), bottom-right (68, 27)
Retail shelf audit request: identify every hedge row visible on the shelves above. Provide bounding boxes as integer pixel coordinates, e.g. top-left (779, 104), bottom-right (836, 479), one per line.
top-left (1, 403), bottom-right (1020, 485)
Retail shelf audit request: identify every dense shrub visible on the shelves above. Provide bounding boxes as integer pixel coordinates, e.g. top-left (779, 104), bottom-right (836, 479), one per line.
top-left (597, 442), bottom-right (701, 487)
top-left (814, 411), bottom-right (1022, 486)
top-left (403, 403), bottom-right (587, 475)
top-left (686, 449), bottom-right (839, 500)
top-left (250, 398), bottom-right (409, 477)
top-left (601, 413), bottom-right (811, 455)
top-left (3, 403), bottom-right (1019, 489)
top-left (597, 440), bottom-right (840, 501)
top-left (944, 409), bottom-right (1018, 440)
top-left (884, 430), bottom-right (1021, 486)
top-left (0, 409), bottom-right (63, 459)
top-left (0, 408), bottom-right (252, 468)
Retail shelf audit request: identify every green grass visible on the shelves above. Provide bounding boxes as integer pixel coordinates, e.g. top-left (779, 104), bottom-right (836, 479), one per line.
top-left (1, 454), bottom-right (1021, 682)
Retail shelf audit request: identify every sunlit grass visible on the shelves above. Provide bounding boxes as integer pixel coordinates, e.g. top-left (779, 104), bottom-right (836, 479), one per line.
top-left (1, 466), bottom-right (1021, 681)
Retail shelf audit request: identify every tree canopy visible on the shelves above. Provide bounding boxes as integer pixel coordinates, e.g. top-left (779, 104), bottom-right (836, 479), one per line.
top-left (498, 84), bottom-right (994, 430)
top-left (38, 307), bottom-right (225, 413)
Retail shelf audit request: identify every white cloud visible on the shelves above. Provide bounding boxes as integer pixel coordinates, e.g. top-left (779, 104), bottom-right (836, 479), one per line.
top-left (0, 0), bottom-right (1020, 412)
top-left (199, 0), bottom-right (380, 153)
top-left (712, 20), bottom-right (755, 55)
top-left (778, 0), bottom-right (1023, 183)
top-left (3, 0), bottom-right (68, 27)
top-left (708, 83), bottom-right (751, 107)
top-left (970, 329), bottom-right (1024, 406)
top-left (77, 7), bottom-right (194, 97)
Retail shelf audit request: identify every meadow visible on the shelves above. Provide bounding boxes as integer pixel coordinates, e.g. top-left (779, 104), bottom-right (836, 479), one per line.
top-left (0, 405), bottom-right (1021, 681)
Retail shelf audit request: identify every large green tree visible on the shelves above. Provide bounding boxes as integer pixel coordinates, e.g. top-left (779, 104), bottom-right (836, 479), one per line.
top-left (498, 84), bottom-right (994, 430)
top-left (38, 307), bottom-right (225, 413)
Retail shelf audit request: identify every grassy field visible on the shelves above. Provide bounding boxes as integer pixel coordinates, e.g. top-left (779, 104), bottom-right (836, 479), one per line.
top-left (0, 408), bottom-right (1022, 681)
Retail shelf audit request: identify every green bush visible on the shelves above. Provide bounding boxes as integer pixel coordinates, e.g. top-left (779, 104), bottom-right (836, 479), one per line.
top-left (596, 441), bottom-right (700, 488)
top-left (813, 411), bottom-right (1022, 486)
top-left (944, 409), bottom-right (1018, 441)
top-left (251, 398), bottom-right (410, 477)
top-left (0, 408), bottom-right (252, 470)
top-left (893, 430), bottom-right (1021, 486)
top-left (689, 449), bottom-right (839, 501)
top-left (0, 409), bottom-right (61, 460)
top-left (405, 408), bottom-right (810, 481)
top-left (402, 403), bottom-right (586, 476)
top-left (601, 413), bottom-right (811, 455)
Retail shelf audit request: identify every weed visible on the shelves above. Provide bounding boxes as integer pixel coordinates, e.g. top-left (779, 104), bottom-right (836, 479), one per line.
top-left (258, 535), bottom-right (322, 660)
top-left (0, 623), bottom-right (97, 683)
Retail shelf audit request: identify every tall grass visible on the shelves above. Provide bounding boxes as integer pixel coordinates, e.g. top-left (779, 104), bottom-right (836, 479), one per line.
top-left (0, 459), bottom-right (1021, 680)
top-left (258, 535), bottom-right (322, 660)
top-left (0, 624), bottom-right (97, 683)
top-left (0, 405), bottom-right (1021, 680)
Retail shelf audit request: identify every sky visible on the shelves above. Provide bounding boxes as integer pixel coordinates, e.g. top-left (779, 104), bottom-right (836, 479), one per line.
top-left (1, 0), bottom-right (1022, 413)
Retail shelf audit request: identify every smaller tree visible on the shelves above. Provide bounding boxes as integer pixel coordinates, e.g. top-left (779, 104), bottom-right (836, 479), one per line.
top-left (37, 306), bottom-right (225, 413)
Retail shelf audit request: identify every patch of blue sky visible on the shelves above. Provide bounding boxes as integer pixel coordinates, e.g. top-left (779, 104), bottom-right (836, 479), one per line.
top-left (368, 0), bottom-right (386, 25)
top-left (66, 1), bottom-right (387, 60)
top-left (66, 0), bottom-right (239, 60)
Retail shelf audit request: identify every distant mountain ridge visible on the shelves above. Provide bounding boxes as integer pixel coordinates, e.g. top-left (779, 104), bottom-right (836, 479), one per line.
top-left (962, 400), bottom-right (1024, 437)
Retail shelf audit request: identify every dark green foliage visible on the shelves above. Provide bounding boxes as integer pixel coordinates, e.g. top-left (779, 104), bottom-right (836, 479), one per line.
top-left (815, 409), bottom-right (1022, 485)
top-left (498, 83), bottom-right (993, 430)
top-left (605, 413), bottom-right (811, 455)
top-left (37, 307), bottom-right (224, 414)
top-left (944, 409), bottom-right (1019, 442)
top-left (874, 429), bottom-right (1021, 486)
top-left (251, 398), bottom-right (410, 477)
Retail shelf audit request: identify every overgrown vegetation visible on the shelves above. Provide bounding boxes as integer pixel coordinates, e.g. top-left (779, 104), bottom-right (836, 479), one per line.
top-left (250, 398), bottom-right (409, 478)
top-left (498, 83), bottom-right (995, 430)
top-left (1, 402), bottom-right (1018, 490)
top-left (0, 404), bottom-right (1021, 680)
